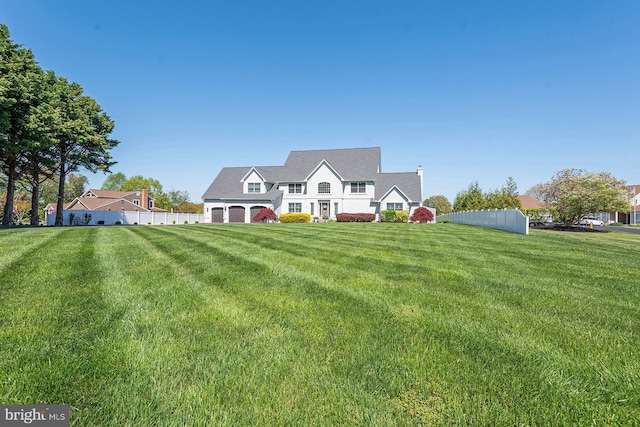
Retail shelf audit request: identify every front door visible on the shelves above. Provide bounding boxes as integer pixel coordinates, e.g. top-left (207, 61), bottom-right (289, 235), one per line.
top-left (320, 201), bottom-right (330, 219)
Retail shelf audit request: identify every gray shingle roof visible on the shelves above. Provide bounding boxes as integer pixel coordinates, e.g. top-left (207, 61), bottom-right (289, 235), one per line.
top-left (375, 172), bottom-right (422, 201)
top-left (201, 166), bottom-right (283, 201)
top-left (283, 147), bottom-right (381, 181)
top-left (202, 147), bottom-right (421, 202)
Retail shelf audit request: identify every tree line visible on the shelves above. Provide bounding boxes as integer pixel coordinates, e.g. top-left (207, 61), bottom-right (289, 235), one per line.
top-left (424, 171), bottom-right (631, 225)
top-left (424, 178), bottom-right (521, 215)
top-left (0, 24), bottom-right (118, 226)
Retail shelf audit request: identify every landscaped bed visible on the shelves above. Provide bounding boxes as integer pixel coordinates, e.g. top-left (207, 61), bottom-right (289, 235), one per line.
top-left (1, 223), bottom-right (638, 425)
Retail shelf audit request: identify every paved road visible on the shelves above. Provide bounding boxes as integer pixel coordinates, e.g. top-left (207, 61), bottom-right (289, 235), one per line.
top-left (597, 226), bottom-right (640, 235)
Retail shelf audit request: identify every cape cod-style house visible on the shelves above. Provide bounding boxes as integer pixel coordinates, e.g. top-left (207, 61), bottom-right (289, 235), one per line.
top-left (201, 147), bottom-right (424, 223)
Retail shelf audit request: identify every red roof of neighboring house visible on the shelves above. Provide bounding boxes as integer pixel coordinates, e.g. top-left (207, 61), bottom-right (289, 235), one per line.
top-left (518, 195), bottom-right (547, 209)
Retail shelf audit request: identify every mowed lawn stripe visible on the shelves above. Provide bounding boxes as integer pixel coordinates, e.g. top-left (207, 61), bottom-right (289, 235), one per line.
top-left (1, 224), bottom-right (638, 425)
top-left (154, 224), bottom-right (640, 424)
top-left (173, 224), bottom-right (640, 424)
top-left (0, 227), bottom-right (128, 413)
top-left (137, 225), bottom-right (422, 425)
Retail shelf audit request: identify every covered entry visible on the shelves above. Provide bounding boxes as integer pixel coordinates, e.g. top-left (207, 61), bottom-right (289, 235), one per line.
top-left (319, 200), bottom-right (330, 218)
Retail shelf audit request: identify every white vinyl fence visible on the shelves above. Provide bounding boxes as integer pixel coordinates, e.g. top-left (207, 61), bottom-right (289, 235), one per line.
top-left (47, 210), bottom-right (203, 226)
top-left (437, 209), bottom-right (529, 235)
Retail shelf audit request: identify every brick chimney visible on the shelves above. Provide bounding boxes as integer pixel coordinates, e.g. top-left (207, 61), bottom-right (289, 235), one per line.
top-left (141, 189), bottom-right (149, 210)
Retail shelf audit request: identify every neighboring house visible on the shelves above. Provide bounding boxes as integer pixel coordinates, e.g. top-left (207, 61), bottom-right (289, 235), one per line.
top-left (518, 195), bottom-right (546, 210)
top-left (611, 184), bottom-right (640, 224)
top-left (518, 195), bottom-right (553, 222)
top-left (202, 147), bottom-right (424, 223)
top-left (65, 189), bottom-right (158, 212)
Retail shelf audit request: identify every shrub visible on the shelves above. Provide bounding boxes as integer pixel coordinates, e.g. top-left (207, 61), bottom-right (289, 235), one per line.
top-left (184, 220), bottom-right (188, 224)
top-left (610, 222), bottom-right (623, 226)
top-left (253, 208), bottom-right (277, 222)
top-left (336, 213), bottom-right (376, 222)
top-left (115, 221), bottom-right (122, 225)
top-left (381, 210), bottom-right (408, 223)
top-left (380, 210), bottom-right (395, 222)
top-left (395, 210), bottom-right (409, 223)
top-left (279, 213), bottom-right (311, 223)
top-left (68, 212), bottom-right (76, 226)
top-left (409, 207), bottom-right (434, 223)
top-left (437, 219), bottom-right (450, 223)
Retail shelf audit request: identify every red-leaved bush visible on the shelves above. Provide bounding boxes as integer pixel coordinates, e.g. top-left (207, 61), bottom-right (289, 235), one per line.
top-left (409, 207), bottom-right (434, 223)
top-left (336, 213), bottom-right (376, 222)
top-left (253, 207), bottom-right (277, 222)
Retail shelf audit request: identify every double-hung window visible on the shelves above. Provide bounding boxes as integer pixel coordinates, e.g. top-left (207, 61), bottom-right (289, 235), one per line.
top-left (248, 182), bottom-right (261, 193)
top-left (288, 203), bottom-right (302, 213)
top-left (350, 182), bottom-right (366, 193)
top-left (288, 183), bottom-right (302, 194)
top-left (387, 202), bottom-right (403, 210)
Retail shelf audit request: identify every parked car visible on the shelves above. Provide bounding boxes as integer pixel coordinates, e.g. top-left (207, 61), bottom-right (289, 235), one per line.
top-left (579, 217), bottom-right (604, 226)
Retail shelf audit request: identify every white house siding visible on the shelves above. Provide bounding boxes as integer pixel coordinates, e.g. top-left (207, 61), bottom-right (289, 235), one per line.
top-left (277, 166), bottom-right (378, 219)
top-left (380, 187), bottom-right (420, 218)
top-left (201, 148), bottom-right (423, 224)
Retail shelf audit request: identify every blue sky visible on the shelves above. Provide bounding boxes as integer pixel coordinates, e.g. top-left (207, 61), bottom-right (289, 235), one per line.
top-left (2, 1), bottom-right (638, 202)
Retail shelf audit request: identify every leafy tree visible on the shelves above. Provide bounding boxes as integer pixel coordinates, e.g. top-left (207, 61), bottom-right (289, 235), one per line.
top-left (64, 173), bottom-right (88, 202)
top-left (423, 195), bottom-right (452, 215)
top-left (51, 76), bottom-right (118, 225)
top-left (529, 169), bottom-right (631, 224)
top-left (453, 181), bottom-right (485, 212)
top-left (0, 24), bottom-right (43, 225)
top-left (20, 71), bottom-right (62, 225)
top-left (253, 207), bottom-right (277, 222)
top-left (176, 201), bottom-right (204, 214)
top-left (409, 206), bottom-right (435, 223)
top-left (101, 172), bottom-right (127, 190)
top-left (166, 189), bottom-right (190, 210)
top-left (484, 177), bottom-right (522, 209)
top-left (121, 175), bottom-right (163, 196)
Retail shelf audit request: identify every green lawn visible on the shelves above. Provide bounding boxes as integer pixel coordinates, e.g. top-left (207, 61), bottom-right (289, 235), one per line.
top-left (1, 223), bottom-right (639, 426)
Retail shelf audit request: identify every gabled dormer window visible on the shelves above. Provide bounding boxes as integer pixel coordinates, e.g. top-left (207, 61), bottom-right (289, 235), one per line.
top-left (248, 183), bottom-right (261, 193)
top-left (318, 182), bottom-right (330, 194)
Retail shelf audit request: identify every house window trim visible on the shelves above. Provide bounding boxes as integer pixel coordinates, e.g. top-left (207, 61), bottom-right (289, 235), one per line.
top-left (350, 182), bottom-right (366, 194)
top-left (386, 202), bottom-right (404, 210)
top-left (318, 182), bottom-right (330, 194)
top-left (248, 182), bottom-right (261, 193)
top-left (288, 202), bottom-right (302, 213)
top-left (288, 183), bottom-right (302, 194)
